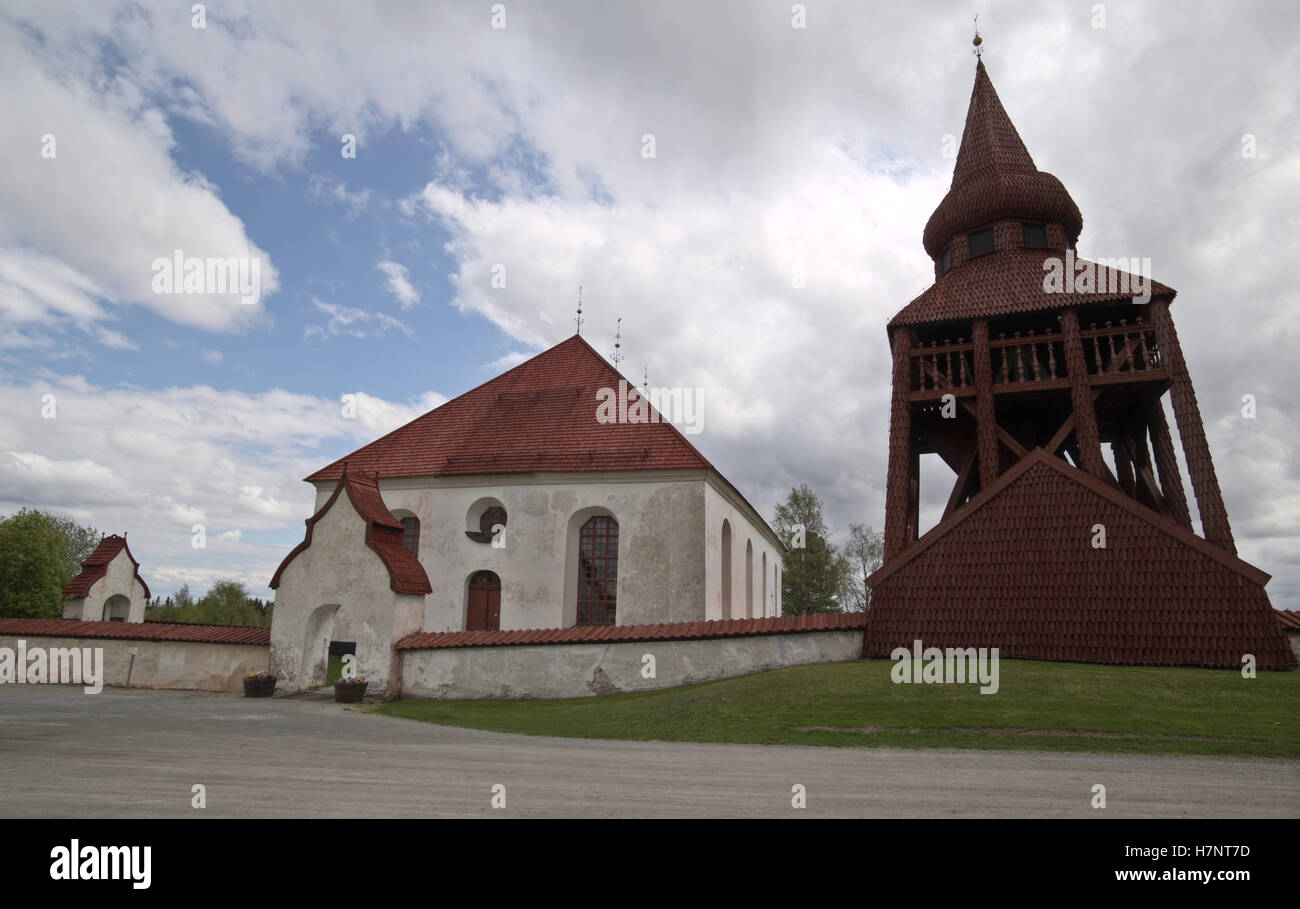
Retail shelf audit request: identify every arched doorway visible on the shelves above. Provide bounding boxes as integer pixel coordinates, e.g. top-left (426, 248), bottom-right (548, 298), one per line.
top-left (102, 594), bottom-right (130, 622)
top-left (467, 571), bottom-right (501, 631)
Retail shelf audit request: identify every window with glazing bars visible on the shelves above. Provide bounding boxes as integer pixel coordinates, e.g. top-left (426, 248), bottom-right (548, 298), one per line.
top-left (576, 515), bottom-right (618, 625)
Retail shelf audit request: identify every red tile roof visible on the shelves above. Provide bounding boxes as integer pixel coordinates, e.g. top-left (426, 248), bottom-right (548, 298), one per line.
top-left (0, 618), bottom-right (268, 646)
top-left (306, 334), bottom-right (712, 483)
top-left (865, 450), bottom-right (1295, 669)
top-left (397, 612), bottom-right (868, 650)
top-left (61, 535), bottom-right (150, 600)
top-left (269, 464), bottom-right (432, 595)
top-left (923, 59), bottom-right (1082, 259)
top-left (1276, 609), bottom-right (1300, 631)
top-left (888, 248), bottom-right (1176, 329)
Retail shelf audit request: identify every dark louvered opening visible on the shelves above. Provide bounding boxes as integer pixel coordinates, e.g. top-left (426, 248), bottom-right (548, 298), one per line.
top-left (968, 228), bottom-right (995, 258)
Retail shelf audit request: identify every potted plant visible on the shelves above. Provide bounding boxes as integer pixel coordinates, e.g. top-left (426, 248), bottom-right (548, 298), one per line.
top-left (334, 675), bottom-right (368, 703)
top-left (243, 670), bottom-right (277, 698)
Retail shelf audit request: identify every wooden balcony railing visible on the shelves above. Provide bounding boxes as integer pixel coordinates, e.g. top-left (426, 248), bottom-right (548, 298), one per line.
top-left (909, 317), bottom-right (1163, 396)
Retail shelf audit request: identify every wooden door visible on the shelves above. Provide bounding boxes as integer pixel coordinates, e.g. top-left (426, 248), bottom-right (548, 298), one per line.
top-left (467, 572), bottom-right (501, 631)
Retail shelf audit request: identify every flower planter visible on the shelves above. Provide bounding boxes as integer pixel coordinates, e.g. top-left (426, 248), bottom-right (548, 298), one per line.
top-left (244, 676), bottom-right (277, 698)
top-left (334, 681), bottom-right (368, 703)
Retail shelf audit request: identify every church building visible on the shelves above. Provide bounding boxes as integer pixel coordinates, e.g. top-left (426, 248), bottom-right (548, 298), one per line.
top-left (269, 334), bottom-right (786, 697)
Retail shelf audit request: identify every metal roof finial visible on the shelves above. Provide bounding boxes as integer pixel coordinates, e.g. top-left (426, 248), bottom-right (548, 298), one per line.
top-left (973, 14), bottom-right (983, 58)
top-left (575, 284), bottom-right (584, 335)
top-left (611, 316), bottom-right (624, 367)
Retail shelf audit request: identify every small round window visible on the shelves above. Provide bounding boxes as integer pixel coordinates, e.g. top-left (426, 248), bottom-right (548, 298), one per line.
top-left (480, 506), bottom-right (507, 537)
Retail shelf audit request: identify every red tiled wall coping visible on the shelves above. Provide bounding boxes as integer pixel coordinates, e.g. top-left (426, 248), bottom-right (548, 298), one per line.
top-left (0, 618), bottom-right (269, 646)
top-left (397, 612), bottom-right (869, 651)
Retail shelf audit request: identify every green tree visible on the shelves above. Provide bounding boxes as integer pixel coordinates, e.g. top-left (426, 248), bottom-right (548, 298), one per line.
top-left (0, 509), bottom-right (96, 618)
top-left (145, 580), bottom-right (271, 627)
top-left (772, 485), bottom-right (847, 614)
top-left (840, 523), bottom-right (884, 612)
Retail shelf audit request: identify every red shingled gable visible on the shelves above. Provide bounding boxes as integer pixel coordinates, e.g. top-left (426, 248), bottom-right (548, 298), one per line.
top-left (61, 535), bottom-right (150, 600)
top-left (864, 450), bottom-right (1295, 669)
top-left (888, 248), bottom-right (1176, 329)
top-left (270, 465), bottom-right (432, 595)
top-left (1277, 610), bottom-right (1300, 631)
top-left (923, 59), bottom-right (1082, 259)
top-left (0, 618), bottom-right (267, 646)
top-left (305, 334), bottom-right (712, 483)
top-left (397, 612), bottom-right (868, 650)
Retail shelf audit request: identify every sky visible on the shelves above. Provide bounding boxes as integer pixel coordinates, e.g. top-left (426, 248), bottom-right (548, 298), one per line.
top-left (1, 0), bottom-right (1297, 608)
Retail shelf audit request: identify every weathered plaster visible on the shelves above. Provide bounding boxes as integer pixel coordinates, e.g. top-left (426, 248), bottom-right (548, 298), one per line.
top-left (399, 629), bottom-right (863, 699)
top-left (0, 634), bottom-right (266, 692)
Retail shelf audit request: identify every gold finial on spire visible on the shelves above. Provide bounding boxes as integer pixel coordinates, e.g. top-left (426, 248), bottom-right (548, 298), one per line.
top-left (973, 14), bottom-right (983, 57)
top-left (575, 284), bottom-right (584, 335)
top-left (611, 316), bottom-right (624, 367)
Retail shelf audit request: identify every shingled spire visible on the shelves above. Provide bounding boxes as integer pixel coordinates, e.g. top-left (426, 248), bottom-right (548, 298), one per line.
top-left (922, 59), bottom-right (1083, 259)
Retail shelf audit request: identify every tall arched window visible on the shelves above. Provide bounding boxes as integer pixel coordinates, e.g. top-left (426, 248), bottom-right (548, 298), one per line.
top-left (745, 540), bottom-right (754, 618)
top-left (721, 520), bottom-right (732, 620)
top-left (400, 516), bottom-right (420, 556)
top-left (577, 515), bottom-right (618, 625)
top-left (761, 552), bottom-right (768, 617)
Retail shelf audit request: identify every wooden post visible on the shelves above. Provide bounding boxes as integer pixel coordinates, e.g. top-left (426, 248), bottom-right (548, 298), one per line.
top-left (1149, 298), bottom-right (1235, 553)
top-left (972, 319), bottom-right (999, 490)
top-left (884, 328), bottom-right (915, 559)
top-left (1148, 398), bottom-right (1192, 529)
top-left (1059, 309), bottom-right (1107, 480)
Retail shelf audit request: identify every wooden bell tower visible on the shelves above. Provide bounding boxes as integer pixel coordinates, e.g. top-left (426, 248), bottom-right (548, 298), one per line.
top-left (864, 57), bottom-right (1294, 669)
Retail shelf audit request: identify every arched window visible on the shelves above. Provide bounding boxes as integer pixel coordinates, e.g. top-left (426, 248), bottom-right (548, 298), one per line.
top-left (721, 520), bottom-right (732, 620)
top-left (745, 540), bottom-right (754, 618)
top-left (400, 516), bottom-right (420, 556)
top-left (762, 552), bottom-right (768, 617)
top-left (577, 515), bottom-right (618, 625)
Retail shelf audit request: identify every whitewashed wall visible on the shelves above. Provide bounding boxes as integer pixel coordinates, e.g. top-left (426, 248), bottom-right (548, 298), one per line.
top-left (400, 629), bottom-right (862, 699)
top-left (269, 499), bottom-right (422, 699)
top-left (350, 470), bottom-right (711, 630)
top-left (704, 478), bottom-right (784, 620)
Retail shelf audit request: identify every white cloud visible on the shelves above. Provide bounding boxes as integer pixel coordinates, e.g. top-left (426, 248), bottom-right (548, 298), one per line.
top-left (0, 19), bottom-right (279, 338)
top-left (376, 260), bottom-right (420, 309)
top-left (200, 348), bottom-right (224, 365)
top-left (0, 375), bottom-right (448, 598)
top-left (308, 174), bottom-right (373, 219)
top-left (304, 298), bottom-right (414, 340)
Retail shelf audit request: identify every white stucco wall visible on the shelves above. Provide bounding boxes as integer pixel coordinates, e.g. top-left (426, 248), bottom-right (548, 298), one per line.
top-left (399, 629), bottom-right (863, 699)
top-left (351, 471), bottom-right (709, 631)
top-left (269, 500), bottom-right (422, 699)
top-left (61, 549), bottom-right (148, 623)
top-left (0, 634), bottom-right (267, 692)
top-left (704, 478), bottom-right (784, 620)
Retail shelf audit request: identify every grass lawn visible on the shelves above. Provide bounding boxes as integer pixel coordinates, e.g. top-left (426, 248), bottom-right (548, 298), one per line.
top-left (373, 658), bottom-right (1300, 758)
